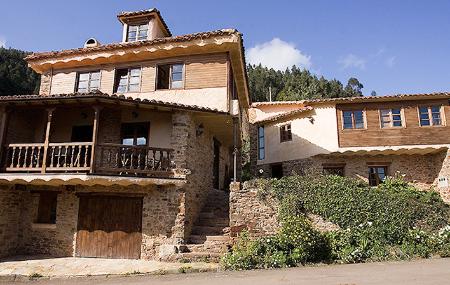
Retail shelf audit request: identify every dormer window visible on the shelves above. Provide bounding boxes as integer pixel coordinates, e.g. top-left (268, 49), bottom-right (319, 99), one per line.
top-left (127, 23), bottom-right (149, 42)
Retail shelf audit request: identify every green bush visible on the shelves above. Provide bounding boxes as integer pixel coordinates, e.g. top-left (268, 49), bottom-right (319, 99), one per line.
top-left (223, 175), bottom-right (450, 270)
top-left (221, 216), bottom-right (329, 270)
top-left (270, 174), bottom-right (449, 243)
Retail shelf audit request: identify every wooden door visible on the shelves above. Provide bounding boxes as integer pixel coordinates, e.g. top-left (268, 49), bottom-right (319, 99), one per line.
top-left (76, 196), bottom-right (143, 259)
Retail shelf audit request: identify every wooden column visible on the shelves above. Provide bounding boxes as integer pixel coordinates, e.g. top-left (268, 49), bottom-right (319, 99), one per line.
top-left (0, 107), bottom-right (10, 167)
top-left (89, 106), bottom-right (101, 174)
top-left (41, 108), bottom-right (55, 174)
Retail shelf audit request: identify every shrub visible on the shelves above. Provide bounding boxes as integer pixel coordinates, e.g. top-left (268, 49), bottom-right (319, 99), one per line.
top-left (221, 216), bottom-right (329, 270)
top-left (223, 175), bottom-right (450, 270)
top-left (270, 174), bottom-right (449, 243)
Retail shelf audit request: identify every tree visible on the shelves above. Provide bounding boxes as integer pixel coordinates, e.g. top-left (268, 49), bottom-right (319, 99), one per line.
top-left (0, 47), bottom-right (40, 96)
top-left (344, 77), bottom-right (364, 97)
top-left (247, 64), bottom-right (364, 102)
top-left (371, 90), bottom-right (377, 97)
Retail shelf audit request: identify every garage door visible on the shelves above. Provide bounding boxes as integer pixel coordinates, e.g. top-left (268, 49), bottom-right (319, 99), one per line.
top-left (76, 196), bottom-right (143, 259)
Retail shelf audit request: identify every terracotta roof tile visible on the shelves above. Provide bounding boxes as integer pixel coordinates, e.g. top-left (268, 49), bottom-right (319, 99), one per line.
top-left (26, 29), bottom-right (240, 61)
top-left (255, 106), bottom-right (313, 124)
top-left (0, 92), bottom-right (228, 114)
top-left (251, 92), bottom-right (450, 107)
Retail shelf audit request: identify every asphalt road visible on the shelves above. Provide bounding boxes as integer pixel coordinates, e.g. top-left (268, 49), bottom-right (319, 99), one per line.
top-left (7, 258), bottom-right (450, 285)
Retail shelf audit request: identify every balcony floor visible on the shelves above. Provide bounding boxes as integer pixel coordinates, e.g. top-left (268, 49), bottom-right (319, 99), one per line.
top-left (0, 173), bottom-right (186, 187)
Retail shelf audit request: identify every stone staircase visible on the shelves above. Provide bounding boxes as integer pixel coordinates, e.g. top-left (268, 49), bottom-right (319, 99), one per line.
top-left (179, 189), bottom-right (231, 262)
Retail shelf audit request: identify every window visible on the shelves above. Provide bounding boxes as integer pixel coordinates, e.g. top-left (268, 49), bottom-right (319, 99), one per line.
top-left (114, 67), bottom-right (141, 93)
top-left (323, 164), bottom-right (345, 176)
top-left (121, 122), bottom-right (150, 146)
top-left (156, 64), bottom-right (184, 90)
top-left (36, 192), bottom-right (58, 224)
top-left (258, 126), bottom-right (265, 160)
top-left (368, 166), bottom-right (388, 186)
top-left (280, 124), bottom-right (292, 142)
top-left (419, 106), bottom-right (443, 126)
top-left (343, 110), bottom-right (365, 129)
top-left (127, 23), bottom-right (149, 42)
top-left (380, 108), bottom-right (403, 128)
top-left (76, 71), bottom-right (100, 93)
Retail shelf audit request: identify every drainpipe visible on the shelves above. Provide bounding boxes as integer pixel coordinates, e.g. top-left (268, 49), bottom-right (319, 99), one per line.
top-left (233, 117), bottom-right (238, 182)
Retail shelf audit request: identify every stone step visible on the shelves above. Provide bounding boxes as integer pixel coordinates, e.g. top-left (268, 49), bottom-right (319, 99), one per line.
top-left (189, 235), bottom-right (231, 244)
top-left (191, 225), bottom-right (228, 235)
top-left (178, 252), bottom-right (222, 263)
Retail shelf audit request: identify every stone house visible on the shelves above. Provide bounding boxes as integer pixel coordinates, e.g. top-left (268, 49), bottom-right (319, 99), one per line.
top-left (249, 93), bottom-right (450, 202)
top-left (0, 8), bottom-right (249, 260)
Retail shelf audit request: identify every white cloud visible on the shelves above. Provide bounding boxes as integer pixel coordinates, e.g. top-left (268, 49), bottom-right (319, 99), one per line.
top-left (338, 54), bottom-right (366, 70)
top-left (246, 38), bottom-right (312, 70)
top-left (0, 37), bottom-right (5, 48)
top-left (385, 56), bottom-right (396, 68)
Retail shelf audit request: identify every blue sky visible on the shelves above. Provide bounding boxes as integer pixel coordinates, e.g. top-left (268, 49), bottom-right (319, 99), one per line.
top-left (1, 0), bottom-right (449, 96)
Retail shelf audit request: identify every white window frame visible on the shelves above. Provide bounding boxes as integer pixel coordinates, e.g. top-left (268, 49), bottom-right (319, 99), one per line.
top-left (379, 108), bottom-right (404, 128)
top-left (418, 105), bottom-right (445, 127)
top-left (76, 71), bottom-right (101, 93)
top-left (114, 67), bottom-right (142, 94)
top-left (127, 23), bottom-right (149, 42)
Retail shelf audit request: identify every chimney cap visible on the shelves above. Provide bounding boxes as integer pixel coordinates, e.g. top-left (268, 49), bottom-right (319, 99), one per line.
top-left (84, 38), bottom-right (100, 48)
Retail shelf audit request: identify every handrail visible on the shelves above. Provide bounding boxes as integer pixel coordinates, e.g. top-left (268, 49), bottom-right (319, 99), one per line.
top-left (98, 143), bottom-right (173, 152)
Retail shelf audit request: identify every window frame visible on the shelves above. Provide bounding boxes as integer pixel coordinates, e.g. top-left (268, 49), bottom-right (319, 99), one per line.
top-left (257, 125), bottom-right (265, 160)
top-left (368, 165), bottom-right (388, 186)
top-left (156, 63), bottom-right (185, 90)
top-left (35, 192), bottom-right (58, 225)
top-left (417, 105), bottom-right (445, 127)
top-left (279, 123), bottom-right (292, 143)
top-left (341, 109), bottom-right (366, 130)
top-left (120, 122), bottom-right (150, 146)
top-left (75, 70), bottom-right (101, 93)
top-left (126, 23), bottom-right (149, 42)
top-left (379, 108), bottom-right (405, 128)
top-left (114, 67), bottom-right (142, 94)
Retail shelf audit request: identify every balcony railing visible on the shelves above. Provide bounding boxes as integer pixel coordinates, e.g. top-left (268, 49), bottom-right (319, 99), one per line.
top-left (3, 142), bottom-right (175, 178)
top-left (96, 143), bottom-right (175, 177)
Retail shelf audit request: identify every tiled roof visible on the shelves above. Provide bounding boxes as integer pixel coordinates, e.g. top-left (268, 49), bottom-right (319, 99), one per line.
top-left (0, 92), bottom-right (228, 114)
top-left (26, 29), bottom-right (240, 61)
top-left (117, 8), bottom-right (172, 37)
top-left (255, 106), bottom-right (313, 124)
top-left (252, 92), bottom-right (450, 107)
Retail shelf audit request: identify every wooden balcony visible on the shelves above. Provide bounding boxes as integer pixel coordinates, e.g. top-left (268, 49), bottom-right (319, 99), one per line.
top-left (3, 142), bottom-right (175, 178)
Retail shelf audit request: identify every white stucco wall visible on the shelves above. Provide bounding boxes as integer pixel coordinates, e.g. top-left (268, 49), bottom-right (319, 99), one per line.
top-left (257, 105), bottom-right (339, 165)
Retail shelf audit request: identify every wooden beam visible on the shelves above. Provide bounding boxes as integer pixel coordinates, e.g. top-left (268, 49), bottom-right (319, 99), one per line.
top-left (41, 108), bottom-right (55, 174)
top-left (0, 107), bottom-right (10, 167)
top-left (89, 106), bottom-right (102, 173)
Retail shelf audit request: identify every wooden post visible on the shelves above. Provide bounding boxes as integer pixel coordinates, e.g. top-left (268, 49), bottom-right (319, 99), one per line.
top-left (41, 108), bottom-right (55, 174)
top-left (0, 107), bottom-right (9, 168)
top-left (90, 106), bottom-right (101, 174)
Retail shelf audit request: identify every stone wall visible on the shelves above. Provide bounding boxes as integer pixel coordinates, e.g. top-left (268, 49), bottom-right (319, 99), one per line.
top-left (0, 186), bottom-right (23, 258)
top-left (19, 190), bottom-right (79, 257)
top-left (255, 152), bottom-right (447, 193)
top-left (229, 182), bottom-right (279, 238)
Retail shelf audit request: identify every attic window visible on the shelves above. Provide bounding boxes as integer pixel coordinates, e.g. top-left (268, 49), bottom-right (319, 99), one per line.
top-left (127, 23), bottom-right (149, 42)
top-left (157, 64), bottom-right (184, 90)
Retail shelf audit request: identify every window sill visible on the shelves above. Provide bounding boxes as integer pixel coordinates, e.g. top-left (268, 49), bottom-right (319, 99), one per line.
top-left (32, 223), bottom-right (57, 230)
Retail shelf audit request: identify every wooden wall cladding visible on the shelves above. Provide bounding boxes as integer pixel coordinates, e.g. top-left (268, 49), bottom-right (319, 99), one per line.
top-left (336, 99), bottom-right (450, 147)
